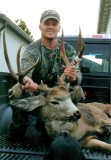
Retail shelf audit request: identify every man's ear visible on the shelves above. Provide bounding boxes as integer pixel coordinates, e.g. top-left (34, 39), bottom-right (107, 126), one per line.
top-left (59, 25), bottom-right (61, 32)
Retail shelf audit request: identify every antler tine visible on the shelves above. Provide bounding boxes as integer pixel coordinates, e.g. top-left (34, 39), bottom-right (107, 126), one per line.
top-left (77, 27), bottom-right (85, 58)
top-left (37, 80), bottom-right (52, 92)
top-left (60, 28), bottom-right (70, 67)
top-left (59, 29), bottom-right (71, 85)
top-left (17, 46), bottom-right (39, 77)
top-left (3, 30), bottom-right (18, 81)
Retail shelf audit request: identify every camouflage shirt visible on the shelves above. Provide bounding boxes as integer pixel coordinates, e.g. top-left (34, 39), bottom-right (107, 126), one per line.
top-left (21, 39), bottom-right (82, 87)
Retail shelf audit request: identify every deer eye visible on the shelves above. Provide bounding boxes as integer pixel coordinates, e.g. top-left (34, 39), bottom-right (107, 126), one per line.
top-left (50, 101), bottom-right (59, 105)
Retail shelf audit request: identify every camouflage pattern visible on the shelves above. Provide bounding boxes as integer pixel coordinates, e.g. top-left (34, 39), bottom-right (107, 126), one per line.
top-left (21, 39), bottom-right (82, 87)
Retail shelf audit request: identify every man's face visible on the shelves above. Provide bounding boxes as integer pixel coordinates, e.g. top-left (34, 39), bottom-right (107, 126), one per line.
top-left (39, 19), bottom-right (61, 39)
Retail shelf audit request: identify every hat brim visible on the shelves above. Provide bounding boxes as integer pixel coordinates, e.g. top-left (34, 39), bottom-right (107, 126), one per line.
top-left (41, 16), bottom-right (60, 23)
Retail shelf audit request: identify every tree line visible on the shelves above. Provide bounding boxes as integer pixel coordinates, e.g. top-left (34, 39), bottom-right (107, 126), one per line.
top-left (15, 19), bottom-right (34, 40)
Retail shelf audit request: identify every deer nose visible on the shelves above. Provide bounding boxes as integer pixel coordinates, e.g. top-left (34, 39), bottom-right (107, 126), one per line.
top-left (73, 110), bottom-right (81, 120)
top-left (66, 110), bottom-right (81, 122)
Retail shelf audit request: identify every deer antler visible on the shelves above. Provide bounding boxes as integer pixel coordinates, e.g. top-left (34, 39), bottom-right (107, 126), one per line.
top-left (59, 28), bottom-right (85, 84)
top-left (37, 80), bottom-right (52, 92)
top-left (3, 30), bottom-right (18, 81)
top-left (60, 29), bottom-right (70, 67)
top-left (16, 44), bottom-right (39, 84)
top-left (72, 27), bottom-right (85, 65)
top-left (3, 30), bottom-right (39, 84)
top-left (77, 26), bottom-right (85, 60)
top-left (3, 30), bottom-right (52, 93)
top-left (58, 29), bottom-right (69, 85)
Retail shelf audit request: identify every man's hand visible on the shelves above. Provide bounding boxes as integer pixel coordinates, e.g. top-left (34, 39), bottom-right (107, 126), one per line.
top-left (64, 64), bottom-right (77, 82)
top-left (22, 77), bottom-right (38, 93)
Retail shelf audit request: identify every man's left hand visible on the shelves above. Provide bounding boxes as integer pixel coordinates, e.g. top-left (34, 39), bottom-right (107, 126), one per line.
top-left (64, 64), bottom-right (77, 82)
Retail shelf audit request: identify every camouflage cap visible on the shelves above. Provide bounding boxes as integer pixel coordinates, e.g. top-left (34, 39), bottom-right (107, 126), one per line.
top-left (40, 10), bottom-right (60, 23)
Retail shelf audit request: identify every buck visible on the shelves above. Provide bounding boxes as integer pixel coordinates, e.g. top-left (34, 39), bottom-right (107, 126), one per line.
top-left (3, 30), bottom-right (111, 152)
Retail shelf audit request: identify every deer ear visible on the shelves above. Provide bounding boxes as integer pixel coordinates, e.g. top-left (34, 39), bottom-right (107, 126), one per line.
top-left (10, 95), bottom-right (46, 112)
top-left (70, 86), bottom-right (85, 105)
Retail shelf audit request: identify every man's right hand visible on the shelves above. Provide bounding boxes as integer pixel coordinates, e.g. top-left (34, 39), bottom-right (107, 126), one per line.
top-left (22, 77), bottom-right (38, 93)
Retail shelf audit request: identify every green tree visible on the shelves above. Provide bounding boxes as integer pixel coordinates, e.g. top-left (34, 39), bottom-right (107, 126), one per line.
top-left (15, 19), bottom-right (33, 39)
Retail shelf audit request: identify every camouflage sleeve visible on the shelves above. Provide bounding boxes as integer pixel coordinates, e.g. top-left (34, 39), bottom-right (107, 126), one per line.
top-left (64, 42), bottom-right (82, 85)
top-left (21, 41), bottom-right (40, 78)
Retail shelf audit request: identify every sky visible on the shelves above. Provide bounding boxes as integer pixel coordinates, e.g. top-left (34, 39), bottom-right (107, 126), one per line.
top-left (0, 0), bottom-right (100, 40)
